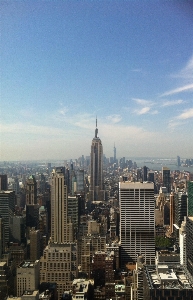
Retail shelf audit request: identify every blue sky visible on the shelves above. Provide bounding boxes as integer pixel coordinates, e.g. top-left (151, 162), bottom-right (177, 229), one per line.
top-left (1, 1), bottom-right (193, 161)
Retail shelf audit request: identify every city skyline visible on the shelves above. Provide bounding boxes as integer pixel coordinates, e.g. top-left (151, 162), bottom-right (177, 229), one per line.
top-left (1, 1), bottom-right (193, 161)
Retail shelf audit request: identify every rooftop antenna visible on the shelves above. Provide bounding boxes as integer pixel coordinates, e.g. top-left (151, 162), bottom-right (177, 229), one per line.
top-left (95, 116), bottom-right (98, 138)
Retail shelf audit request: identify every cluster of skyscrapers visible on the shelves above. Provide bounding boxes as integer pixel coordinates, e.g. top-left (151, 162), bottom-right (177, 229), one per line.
top-left (0, 121), bottom-right (193, 300)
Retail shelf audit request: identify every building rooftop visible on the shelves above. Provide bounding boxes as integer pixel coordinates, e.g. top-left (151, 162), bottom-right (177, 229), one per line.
top-left (144, 264), bottom-right (193, 290)
top-left (19, 261), bottom-right (38, 268)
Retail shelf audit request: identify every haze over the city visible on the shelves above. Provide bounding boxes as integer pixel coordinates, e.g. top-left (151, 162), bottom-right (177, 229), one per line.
top-left (1, 1), bottom-right (193, 161)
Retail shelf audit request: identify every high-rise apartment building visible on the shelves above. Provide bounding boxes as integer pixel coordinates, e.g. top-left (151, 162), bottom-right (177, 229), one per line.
top-left (162, 167), bottom-right (171, 193)
top-left (119, 181), bottom-right (155, 266)
top-left (89, 119), bottom-right (104, 202)
top-left (51, 168), bottom-right (73, 243)
top-left (0, 191), bottom-right (15, 244)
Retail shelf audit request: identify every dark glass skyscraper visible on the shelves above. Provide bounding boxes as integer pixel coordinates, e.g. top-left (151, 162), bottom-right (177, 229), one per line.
top-left (162, 167), bottom-right (171, 193)
top-left (188, 181), bottom-right (193, 216)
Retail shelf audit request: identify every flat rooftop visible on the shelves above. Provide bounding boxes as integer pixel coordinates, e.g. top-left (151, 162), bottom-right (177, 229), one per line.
top-left (144, 265), bottom-right (193, 290)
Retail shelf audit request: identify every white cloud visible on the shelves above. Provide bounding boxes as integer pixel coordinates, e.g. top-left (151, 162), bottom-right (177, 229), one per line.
top-left (134, 107), bottom-right (151, 115)
top-left (58, 106), bottom-right (68, 116)
top-left (151, 110), bottom-right (159, 115)
top-left (161, 84), bottom-right (193, 97)
top-left (177, 108), bottom-right (193, 120)
top-left (168, 120), bottom-right (184, 130)
top-left (0, 122), bottom-right (65, 136)
top-left (132, 98), bottom-right (153, 106)
top-left (173, 55), bottom-right (193, 80)
top-left (106, 114), bottom-right (122, 123)
top-left (162, 100), bottom-right (185, 107)
top-left (167, 108), bottom-right (193, 130)
top-left (131, 68), bottom-right (142, 72)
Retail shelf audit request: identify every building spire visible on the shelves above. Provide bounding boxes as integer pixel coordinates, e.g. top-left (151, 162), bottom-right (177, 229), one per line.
top-left (95, 116), bottom-right (98, 138)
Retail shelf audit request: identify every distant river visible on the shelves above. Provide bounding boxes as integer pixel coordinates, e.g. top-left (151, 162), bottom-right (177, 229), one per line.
top-left (129, 158), bottom-right (193, 172)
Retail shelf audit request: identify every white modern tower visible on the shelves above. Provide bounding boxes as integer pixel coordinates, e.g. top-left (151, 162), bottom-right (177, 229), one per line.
top-left (119, 181), bottom-right (155, 266)
top-left (90, 119), bottom-right (104, 202)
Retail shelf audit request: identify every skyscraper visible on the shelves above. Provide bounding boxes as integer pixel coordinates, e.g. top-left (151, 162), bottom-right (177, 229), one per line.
top-left (90, 119), bottom-right (104, 202)
top-left (162, 167), bottom-right (171, 193)
top-left (143, 166), bottom-right (148, 181)
top-left (0, 191), bottom-right (15, 244)
top-left (26, 175), bottom-right (37, 205)
top-left (119, 181), bottom-right (155, 266)
top-left (177, 155), bottom-right (181, 167)
top-left (26, 175), bottom-right (39, 236)
top-left (0, 175), bottom-right (8, 191)
top-left (188, 181), bottom-right (193, 216)
top-left (114, 143), bottom-right (116, 163)
top-left (186, 216), bottom-right (193, 278)
top-left (40, 168), bottom-right (76, 299)
top-left (76, 169), bottom-right (84, 193)
top-left (51, 168), bottom-right (73, 243)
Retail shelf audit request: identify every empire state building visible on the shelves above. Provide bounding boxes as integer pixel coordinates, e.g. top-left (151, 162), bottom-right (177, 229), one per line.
top-left (90, 119), bottom-right (105, 202)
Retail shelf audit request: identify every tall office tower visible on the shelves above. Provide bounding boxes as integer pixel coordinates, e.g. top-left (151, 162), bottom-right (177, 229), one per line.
top-left (177, 155), bottom-right (181, 167)
top-left (174, 191), bottom-right (187, 228)
top-left (170, 192), bottom-right (175, 234)
top-left (0, 191), bottom-right (15, 244)
top-left (90, 119), bottom-right (104, 202)
top-left (39, 206), bottom-right (48, 236)
top-left (26, 176), bottom-right (39, 236)
top-left (114, 143), bottom-right (116, 163)
top-left (16, 260), bottom-right (40, 296)
top-left (0, 217), bottom-right (5, 258)
top-left (148, 171), bottom-right (154, 183)
top-left (10, 215), bottom-right (26, 244)
top-left (51, 168), bottom-right (73, 243)
top-left (68, 196), bottom-right (79, 236)
top-left (162, 167), bottom-right (171, 193)
top-left (186, 216), bottom-right (193, 278)
top-left (0, 174), bottom-right (8, 191)
top-left (30, 228), bottom-right (41, 261)
top-left (26, 175), bottom-right (37, 205)
top-left (76, 169), bottom-right (84, 193)
top-left (143, 166), bottom-right (148, 181)
top-left (41, 171), bottom-right (76, 299)
top-left (188, 181), bottom-right (193, 216)
top-left (119, 182), bottom-right (155, 266)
